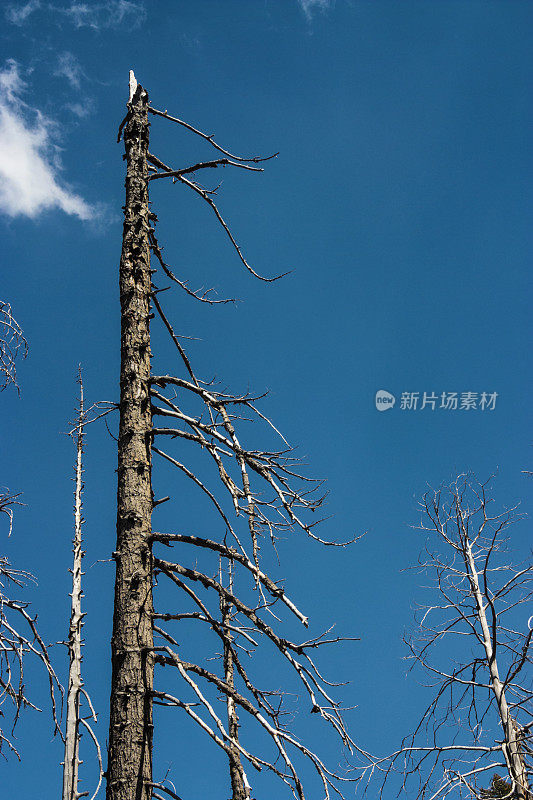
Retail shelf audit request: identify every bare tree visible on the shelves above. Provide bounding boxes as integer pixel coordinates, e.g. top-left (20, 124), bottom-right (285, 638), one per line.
top-left (0, 303), bottom-right (62, 759)
top-left (380, 474), bottom-right (532, 800)
top-left (63, 372), bottom-right (102, 800)
top-left (0, 545), bottom-right (63, 757)
top-left (108, 72), bottom-right (366, 800)
top-left (0, 490), bottom-right (22, 537)
top-left (107, 72), bottom-right (154, 800)
top-left (0, 301), bottom-right (27, 392)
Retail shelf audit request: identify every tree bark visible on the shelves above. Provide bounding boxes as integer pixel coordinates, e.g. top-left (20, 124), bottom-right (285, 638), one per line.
top-left (107, 77), bottom-right (154, 800)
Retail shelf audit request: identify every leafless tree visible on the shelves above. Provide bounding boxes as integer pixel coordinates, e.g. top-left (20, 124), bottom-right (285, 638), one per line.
top-left (0, 546), bottom-right (63, 758)
top-left (379, 474), bottom-right (532, 800)
top-left (63, 372), bottom-right (102, 800)
top-left (0, 302), bottom-right (26, 536)
top-left (0, 490), bottom-right (23, 537)
top-left (0, 302), bottom-right (62, 759)
top-left (107, 71), bottom-right (366, 800)
top-left (0, 301), bottom-right (27, 392)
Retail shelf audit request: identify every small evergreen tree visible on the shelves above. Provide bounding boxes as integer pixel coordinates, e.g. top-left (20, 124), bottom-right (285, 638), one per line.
top-left (481, 774), bottom-right (514, 799)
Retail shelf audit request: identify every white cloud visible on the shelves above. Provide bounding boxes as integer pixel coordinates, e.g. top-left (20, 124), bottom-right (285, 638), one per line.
top-left (0, 60), bottom-right (93, 220)
top-left (298, 0), bottom-right (334, 21)
top-left (53, 0), bottom-right (146, 29)
top-left (54, 51), bottom-right (83, 89)
top-left (0, 60), bottom-right (26, 102)
top-left (66, 99), bottom-right (94, 118)
top-left (5, 0), bottom-right (146, 29)
top-left (5, 0), bottom-right (40, 25)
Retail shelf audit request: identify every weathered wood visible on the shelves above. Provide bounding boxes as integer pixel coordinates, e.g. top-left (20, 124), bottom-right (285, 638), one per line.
top-left (62, 377), bottom-right (84, 800)
top-left (107, 73), bottom-right (154, 800)
top-left (221, 565), bottom-right (251, 800)
top-left (465, 544), bottom-right (530, 800)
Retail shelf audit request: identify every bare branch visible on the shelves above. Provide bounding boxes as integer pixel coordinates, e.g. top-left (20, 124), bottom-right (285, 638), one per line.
top-left (147, 106), bottom-right (277, 163)
top-left (0, 302), bottom-right (27, 392)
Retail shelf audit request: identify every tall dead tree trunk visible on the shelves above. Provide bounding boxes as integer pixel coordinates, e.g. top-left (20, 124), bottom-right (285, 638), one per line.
top-left (107, 71), bottom-right (362, 800)
top-left (63, 375), bottom-right (85, 800)
top-left (107, 73), bottom-right (154, 800)
top-left (63, 374), bottom-right (103, 800)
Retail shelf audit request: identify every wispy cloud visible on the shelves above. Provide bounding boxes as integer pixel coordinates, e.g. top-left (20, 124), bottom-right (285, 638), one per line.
top-left (66, 99), bottom-right (94, 118)
top-left (56, 0), bottom-right (146, 29)
top-left (298, 0), bottom-right (334, 21)
top-left (179, 32), bottom-right (202, 53)
top-left (5, 0), bottom-right (40, 25)
top-left (0, 60), bottom-right (93, 220)
top-left (54, 51), bottom-right (84, 89)
top-left (5, 0), bottom-right (146, 29)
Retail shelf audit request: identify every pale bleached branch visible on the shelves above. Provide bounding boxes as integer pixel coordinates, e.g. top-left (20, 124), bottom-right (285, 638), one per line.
top-left (0, 301), bottom-right (27, 392)
top-left (379, 475), bottom-right (532, 800)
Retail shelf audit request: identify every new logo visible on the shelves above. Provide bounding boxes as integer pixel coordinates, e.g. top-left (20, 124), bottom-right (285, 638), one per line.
top-left (375, 390), bottom-right (396, 411)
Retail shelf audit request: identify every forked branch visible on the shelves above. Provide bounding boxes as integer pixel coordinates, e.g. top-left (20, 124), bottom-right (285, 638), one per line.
top-left (379, 475), bottom-right (532, 800)
top-left (0, 301), bottom-right (27, 392)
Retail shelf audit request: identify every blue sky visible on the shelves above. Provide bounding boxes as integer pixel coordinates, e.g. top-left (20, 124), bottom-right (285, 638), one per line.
top-left (0, 1), bottom-right (531, 798)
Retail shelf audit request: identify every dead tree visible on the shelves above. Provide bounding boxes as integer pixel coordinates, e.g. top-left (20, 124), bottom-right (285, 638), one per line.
top-left (0, 304), bottom-right (62, 758)
top-left (0, 546), bottom-right (63, 758)
top-left (63, 373), bottom-right (102, 800)
top-left (0, 301), bottom-right (27, 392)
top-left (108, 71), bottom-right (365, 800)
top-left (379, 475), bottom-right (532, 800)
top-left (107, 73), bottom-right (154, 800)
top-left (0, 500), bottom-right (63, 757)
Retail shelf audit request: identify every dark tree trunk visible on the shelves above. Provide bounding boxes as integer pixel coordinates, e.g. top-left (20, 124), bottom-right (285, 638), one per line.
top-left (107, 82), bottom-right (154, 800)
